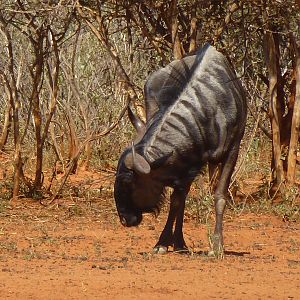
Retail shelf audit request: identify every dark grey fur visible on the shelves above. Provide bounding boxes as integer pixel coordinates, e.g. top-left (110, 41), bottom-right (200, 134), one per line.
top-left (114, 44), bottom-right (247, 255)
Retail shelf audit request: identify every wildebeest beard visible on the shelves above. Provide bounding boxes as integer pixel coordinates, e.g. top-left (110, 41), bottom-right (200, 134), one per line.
top-left (114, 170), bottom-right (166, 226)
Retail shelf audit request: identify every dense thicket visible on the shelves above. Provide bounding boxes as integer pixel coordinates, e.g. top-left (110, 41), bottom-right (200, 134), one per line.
top-left (0, 0), bottom-right (299, 199)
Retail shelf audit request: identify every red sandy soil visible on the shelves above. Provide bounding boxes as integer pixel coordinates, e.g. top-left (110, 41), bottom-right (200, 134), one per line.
top-left (0, 170), bottom-right (299, 299)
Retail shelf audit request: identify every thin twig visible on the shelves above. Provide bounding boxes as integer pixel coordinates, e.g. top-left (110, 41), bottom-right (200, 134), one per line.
top-left (41, 100), bottom-right (129, 206)
top-left (230, 109), bottom-right (261, 188)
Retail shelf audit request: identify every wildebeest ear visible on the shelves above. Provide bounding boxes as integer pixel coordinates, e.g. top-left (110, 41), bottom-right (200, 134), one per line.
top-left (128, 106), bottom-right (145, 133)
top-left (151, 152), bottom-right (173, 169)
top-left (124, 152), bottom-right (151, 175)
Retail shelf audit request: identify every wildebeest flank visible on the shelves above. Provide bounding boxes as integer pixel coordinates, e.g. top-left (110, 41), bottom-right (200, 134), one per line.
top-left (114, 44), bottom-right (247, 256)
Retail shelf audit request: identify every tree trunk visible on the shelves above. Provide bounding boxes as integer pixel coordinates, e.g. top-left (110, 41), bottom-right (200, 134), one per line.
top-left (170, 0), bottom-right (184, 59)
top-left (0, 104), bottom-right (12, 151)
top-left (32, 48), bottom-right (44, 191)
top-left (264, 32), bottom-right (285, 185)
top-left (0, 14), bottom-right (22, 199)
top-left (287, 42), bottom-right (300, 183)
top-left (66, 106), bottom-right (79, 174)
top-left (189, 17), bottom-right (197, 53)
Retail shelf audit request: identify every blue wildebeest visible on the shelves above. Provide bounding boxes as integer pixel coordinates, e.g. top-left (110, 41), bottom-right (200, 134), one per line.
top-left (114, 44), bottom-right (247, 256)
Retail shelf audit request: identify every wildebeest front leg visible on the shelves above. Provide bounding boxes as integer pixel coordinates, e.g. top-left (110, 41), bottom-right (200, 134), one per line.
top-left (153, 185), bottom-right (190, 254)
top-left (209, 143), bottom-right (240, 258)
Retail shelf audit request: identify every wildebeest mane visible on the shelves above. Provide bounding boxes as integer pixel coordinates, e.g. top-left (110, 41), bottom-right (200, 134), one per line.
top-left (144, 44), bottom-right (210, 121)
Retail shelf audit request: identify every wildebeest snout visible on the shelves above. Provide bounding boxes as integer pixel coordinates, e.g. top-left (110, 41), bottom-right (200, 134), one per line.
top-left (119, 211), bottom-right (142, 227)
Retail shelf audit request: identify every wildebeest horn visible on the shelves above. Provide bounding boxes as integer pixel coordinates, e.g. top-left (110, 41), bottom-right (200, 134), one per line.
top-left (128, 106), bottom-right (145, 133)
top-left (124, 143), bottom-right (150, 174)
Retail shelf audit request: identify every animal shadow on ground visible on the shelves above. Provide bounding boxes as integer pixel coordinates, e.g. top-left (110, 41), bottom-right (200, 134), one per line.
top-left (138, 249), bottom-right (251, 257)
top-left (187, 250), bottom-right (251, 257)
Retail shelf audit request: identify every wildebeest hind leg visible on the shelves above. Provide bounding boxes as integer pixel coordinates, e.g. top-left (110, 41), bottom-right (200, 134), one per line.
top-left (153, 185), bottom-right (191, 254)
top-left (209, 143), bottom-right (240, 258)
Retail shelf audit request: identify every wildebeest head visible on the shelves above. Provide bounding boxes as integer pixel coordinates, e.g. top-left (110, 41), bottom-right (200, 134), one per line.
top-left (115, 144), bottom-right (167, 227)
top-left (114, 108), bottom-right (166, 227)
top-left (114, 147), bottom-right (147, 227)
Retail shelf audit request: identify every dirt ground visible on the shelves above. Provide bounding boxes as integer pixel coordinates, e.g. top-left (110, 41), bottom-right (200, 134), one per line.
top-left (0, 171), bottom-right (299, 300)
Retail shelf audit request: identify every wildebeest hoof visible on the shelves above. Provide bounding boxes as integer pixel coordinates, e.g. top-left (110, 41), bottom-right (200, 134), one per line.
top-left (207, 250), bottom-right (216, 257)
top-left (153, 245), bottom-right (168, 254)
top-left (208, 234), bottom-right (224, 258)
top-left (207, 248), bottom-right (224, 259)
